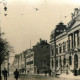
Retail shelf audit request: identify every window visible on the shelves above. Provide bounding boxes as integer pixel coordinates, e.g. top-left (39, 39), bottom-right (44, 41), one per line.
top-left (59, 46), bottom-right (61, 53)
top-left (63, 45), bottom-right (66, 52)
top-left (67, 40), bottom-right (68, 51)
top-left (56, 59), bottom-right (58, 67)
top-left (74, 54), bottom-right (78, 69)
top-left (21, 54), bottom-right (22, 59)
top-left (63, 58), bottom-right (66, 65)
top-left (47, 46), bottom-right (48, 49)
top-left (69, 56), bottom-right (72, 65)
top-left (52, 60), bottom-right (54, 67)
top-left (27, 61), bottom-right (33, 65)
top-left (26, 54), bottom-right (33, 58)
top-left (77, 32), bottom-right (79, 46)
top-left (56, 48), bottom-right (58, 54)
top-left (52, 49), bottom-right (54, 55)
top-left (41, 46), bottom-right (43, 48)
top-left (60, 59), bottom-right (61, 66)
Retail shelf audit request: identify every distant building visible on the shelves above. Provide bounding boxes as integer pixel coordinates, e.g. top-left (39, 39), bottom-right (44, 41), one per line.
top-left (25, 49), bottom-right (34, 74)
top-left (50, 8), bottom-right (80, 75)
top-left (19, 52), bottom-right (26, 73)
top-left (13, 54), bottom-right (20, 71)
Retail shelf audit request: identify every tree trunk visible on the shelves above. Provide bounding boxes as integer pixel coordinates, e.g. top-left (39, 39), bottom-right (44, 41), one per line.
top-left (0, 65), bottom-right (2, 80)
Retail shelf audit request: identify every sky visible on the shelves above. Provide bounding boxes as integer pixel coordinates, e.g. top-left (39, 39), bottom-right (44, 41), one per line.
top-left (0, 0), bottom-right (80, 63)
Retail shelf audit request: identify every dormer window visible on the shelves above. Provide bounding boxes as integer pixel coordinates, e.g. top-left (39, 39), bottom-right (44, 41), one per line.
top-left (56, 30), bottom-right (59, 32)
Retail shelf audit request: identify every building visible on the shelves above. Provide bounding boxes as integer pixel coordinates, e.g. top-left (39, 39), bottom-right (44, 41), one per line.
top-left (50, 8), bottom-right (80, 75)
top-left (12, 54), bottom-right (20, 71)
top-left (25, 49), bottom-right (34, 74)
top-left (13, 39), bottom-right (50, 74)
top-left (33, 39), bottom-right (50, 74)
top-left (19, 52), bottom-right (26, 73)
top-left (23, 39), bottom-right (50, 74)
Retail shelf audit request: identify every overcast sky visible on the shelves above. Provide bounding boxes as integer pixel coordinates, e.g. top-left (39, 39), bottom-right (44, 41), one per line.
top-left (0, 0), bottom-right (80, 62)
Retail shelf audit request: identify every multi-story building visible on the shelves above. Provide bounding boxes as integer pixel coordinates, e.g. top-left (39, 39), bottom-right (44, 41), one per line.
top-left (33, 39), bottom-right (50, 74)
top-left (25, 49), bottom-right (34, 74)
top-left (19, 52), bottom-right (26, 73)
top-left (50, 8), bottom-right (80, 75)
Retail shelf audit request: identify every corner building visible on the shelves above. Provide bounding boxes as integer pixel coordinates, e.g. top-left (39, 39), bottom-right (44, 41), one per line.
top-left (50, 8), bottom-right (80, 74)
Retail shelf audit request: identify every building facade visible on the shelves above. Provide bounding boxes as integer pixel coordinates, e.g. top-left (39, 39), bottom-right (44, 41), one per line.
top-left (24, 39), bottom-right (50, 74)
top-left (33, 39), bottom-right (50, 74)
top-left (50, 8), bottom-right (80, 75)
top-left (25, 49), bottom-right (34, 74)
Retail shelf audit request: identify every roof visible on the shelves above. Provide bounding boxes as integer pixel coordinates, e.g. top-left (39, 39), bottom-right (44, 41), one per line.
top-left (33, 39), bottom-right (49, 47)
top-left (51, 22), bottom-right (67, 38)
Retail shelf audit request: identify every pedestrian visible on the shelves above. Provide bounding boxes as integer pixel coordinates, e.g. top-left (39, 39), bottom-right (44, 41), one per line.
top-left (14, 69), bottom-right (20, 80)
top-left (2, 68), bottom-right (8, 80)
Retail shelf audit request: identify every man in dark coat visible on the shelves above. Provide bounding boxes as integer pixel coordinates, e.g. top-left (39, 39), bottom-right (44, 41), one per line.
top-left (2, 68), bottom-right (8, 80)
top-left (14, 69), bottom-right (19, 80)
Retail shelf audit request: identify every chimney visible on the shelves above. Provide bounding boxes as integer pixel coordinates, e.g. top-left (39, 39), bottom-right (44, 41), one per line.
top-left (40, 38), bottom-right (42, 42)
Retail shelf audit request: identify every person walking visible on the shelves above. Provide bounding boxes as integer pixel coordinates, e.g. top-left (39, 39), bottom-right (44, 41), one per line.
top-left (14, 69), bottom-right (20, 80)
top-left (2, 68), bottom-right (8, 80)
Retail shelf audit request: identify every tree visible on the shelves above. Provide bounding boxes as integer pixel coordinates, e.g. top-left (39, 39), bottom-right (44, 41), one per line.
top-left (0, 35), bottom-right (13, 80)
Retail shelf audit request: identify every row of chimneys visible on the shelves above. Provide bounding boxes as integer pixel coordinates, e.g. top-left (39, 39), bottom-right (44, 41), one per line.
top-left (40, 38), bottom-right (47, 43)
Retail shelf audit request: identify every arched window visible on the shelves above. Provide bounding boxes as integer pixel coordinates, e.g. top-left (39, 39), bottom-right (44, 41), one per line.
top-left (69, 56), bottom-right (72, 65)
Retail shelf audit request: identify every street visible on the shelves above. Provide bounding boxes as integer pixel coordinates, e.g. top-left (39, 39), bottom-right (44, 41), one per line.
top-left (1, 74), bottom-right (80, 80)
